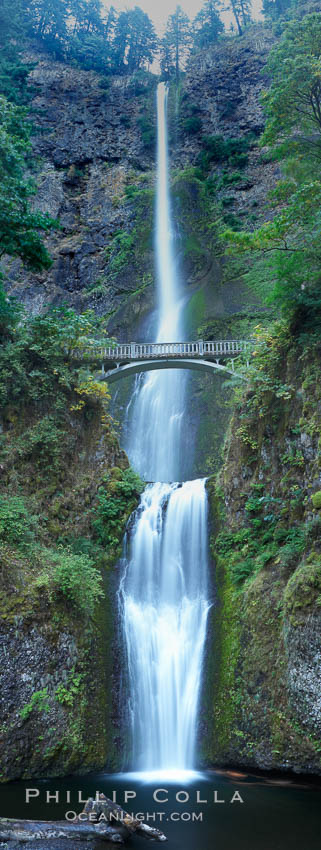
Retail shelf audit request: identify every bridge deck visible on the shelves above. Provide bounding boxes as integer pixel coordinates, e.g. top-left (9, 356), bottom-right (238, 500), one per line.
top-left (79, 339), bottom-right (251, 362)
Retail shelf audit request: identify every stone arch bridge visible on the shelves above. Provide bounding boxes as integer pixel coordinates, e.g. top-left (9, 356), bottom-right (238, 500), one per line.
top-left (78, 340), bottom-right (252, 383)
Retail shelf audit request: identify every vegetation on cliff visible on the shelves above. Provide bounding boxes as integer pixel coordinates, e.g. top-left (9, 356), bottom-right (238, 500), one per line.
top-left (0, 301), bottom-right (144, 780)
top-left (202, 6), bottom-right (321, 774)
top-left (224, 12), bottom-right (321, 328)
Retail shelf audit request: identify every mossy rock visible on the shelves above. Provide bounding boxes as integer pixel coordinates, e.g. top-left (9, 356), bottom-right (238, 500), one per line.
top-left (110, 467), bottom-right (123, 480)
top-left (312, 491), bottom-right (321, 509)
top-left (284, 561), bottom-right (321, 621)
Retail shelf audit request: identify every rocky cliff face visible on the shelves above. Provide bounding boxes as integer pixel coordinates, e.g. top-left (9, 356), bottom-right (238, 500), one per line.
top-left (175, 26), bottom-right (279, 226)
top-left (5, 29), bottom-right (279, 340)
top-left (203, 336), bottom-right (321, 775)
top-left (5, 52), bottom-right (157, 336)
top-left (0, 328), bottom-right (142, 780)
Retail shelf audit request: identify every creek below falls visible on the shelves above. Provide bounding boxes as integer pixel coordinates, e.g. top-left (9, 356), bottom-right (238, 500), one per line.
top-left (2, 772), bottom-right (321, 850)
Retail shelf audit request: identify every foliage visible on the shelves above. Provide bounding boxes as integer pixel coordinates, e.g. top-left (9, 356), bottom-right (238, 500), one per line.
top-left (216, 497), bottom-right (306, 585)
top-left (230, 0), bottom-right (252, 36)
top-left (193, 0), bottom-right (224, 48)
top-left (55, 672), bottom-right (82, 706)
top-left (138, 110), bottom-right (156, 149)
top-left (312, 491), bottom-right (321, 509)
top-left (112, 7), bottom-right (158, 74)
top-left (20, 688), bottom-right (50, 721)
top-left (106, 230), bottom-right (135, 276)
top-left (0, 96), bottom-right (56, 271)
top-left (196, 134), bottom-right (250, 176)
top-left (24, 0), bottom-right (158, 75)
top-left (223, 13), bottom-right (321, 329)
top-left (70, 377), bottom-right (111, 413)
top-left (160, 5), bottom-right (191, 81)
top-left (261, 13), bottom-right (321, 149)
top-left (35, 548), bottom-right (104, 616)
top-left (0, 286), bottom-right (23, 338)
top-left (0, 307), bottom-right (113, 476)
top-left (262, 0), bottom-right (293, 24)
top-left (0, 496), bottom-right (37, 546)
top-left (183, 115), bottom-right (202, 134)
top-left (93, 468), bottom-right (144, 548)
top-left (0, 0), bottom-right (32, 105)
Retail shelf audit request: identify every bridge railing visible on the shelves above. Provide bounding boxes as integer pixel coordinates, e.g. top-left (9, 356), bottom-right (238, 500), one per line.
top-left (77, 339), bottom-right (252, 361)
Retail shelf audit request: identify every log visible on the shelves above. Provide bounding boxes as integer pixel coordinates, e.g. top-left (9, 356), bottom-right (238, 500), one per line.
top-left (80, 795), bottom-right (167, 842)
top-left (0, 818), bottom-right (124, 843)
top-left (0, 794), bottom-right (167, 845)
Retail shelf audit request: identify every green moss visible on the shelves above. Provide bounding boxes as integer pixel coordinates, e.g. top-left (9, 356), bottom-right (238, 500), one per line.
top-left (20, 689), bottom-right (50, 721)
top-left (312, 491), bottom-right (321, 509)
top-left (284, 560), bottom-right (321, 623)
top-left (211, 556), bottom-right (240, 753)
top-left (185, 289), bottom-right (206, 334)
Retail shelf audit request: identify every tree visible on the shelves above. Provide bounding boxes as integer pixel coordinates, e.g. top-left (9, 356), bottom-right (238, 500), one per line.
top-left (0, 0), bottom-right (31, 104)
top-left (223, 13), bottom-right (321, 327)
top-left (126, 8), bottom-right (158, 72)
top-left (0, 96), bottom-right (55, 270)
top-left (70, 0), bottom-right (104, 36)
top-left (262, 0), bottom-right (293, 22)
top-left (229, 0), bottom-right (252, 36)
top-left (161, 5), bottom-right (191, 83)
top-left (261, 13), bottom-right (321, 150)
top-left (24, 0), bottom-right (70, 57)
top-left (112, 7), bottom-right (157, 73)
top-left (193, 0), bottom-right (224, 48)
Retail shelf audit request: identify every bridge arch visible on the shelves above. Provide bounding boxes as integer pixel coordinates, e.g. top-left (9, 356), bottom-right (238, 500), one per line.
top-left (100, 357), bottom-right (246, 384)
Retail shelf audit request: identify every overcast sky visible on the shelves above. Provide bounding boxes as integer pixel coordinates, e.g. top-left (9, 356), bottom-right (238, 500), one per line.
top-left (103, 1), bottom-right (263, 35)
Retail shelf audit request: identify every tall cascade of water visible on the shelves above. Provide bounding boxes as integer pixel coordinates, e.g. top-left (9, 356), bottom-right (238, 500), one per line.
top-left (126, 83), bottom-right (186, 483)
top-left (120, 83), bottom-right (210, 775)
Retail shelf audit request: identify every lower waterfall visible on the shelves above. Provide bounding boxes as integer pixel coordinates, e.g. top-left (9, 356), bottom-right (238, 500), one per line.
top-left (119, 479), bottom-right (210, 774)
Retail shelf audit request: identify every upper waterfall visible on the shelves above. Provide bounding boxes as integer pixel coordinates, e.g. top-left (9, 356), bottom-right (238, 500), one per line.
top-left (155, 83), bottom-right (182, 339)
top-left (124, 82), bottom-right (187, 483)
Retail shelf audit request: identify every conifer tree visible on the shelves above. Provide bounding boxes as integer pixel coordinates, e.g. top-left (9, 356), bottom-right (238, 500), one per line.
top-left (193, 0), bottom-right (224, 48)
top-left (160, 5), bottom-right (191, 82)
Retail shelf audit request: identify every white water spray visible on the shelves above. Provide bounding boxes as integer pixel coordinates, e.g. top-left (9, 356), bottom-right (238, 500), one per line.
top-left (120, 83), bottom-right (210, 775)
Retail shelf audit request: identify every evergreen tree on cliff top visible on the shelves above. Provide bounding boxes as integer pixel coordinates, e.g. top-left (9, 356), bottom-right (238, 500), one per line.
top-left (229, 0), bottom-right (252, 36)
top-left (112, 7), bottom-right (157, 73)
top-left (193, 0), bottom-right (224, 48)
top-left (23, 1), bottom-right (158, 72)
top-left (160, 5), bottom-right (191, 81)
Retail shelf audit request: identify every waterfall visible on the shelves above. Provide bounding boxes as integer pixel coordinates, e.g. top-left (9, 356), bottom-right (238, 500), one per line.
top-left (120, 83), bottom-right (210, 776)
top-left (125, 83), bottom-right (187, 484)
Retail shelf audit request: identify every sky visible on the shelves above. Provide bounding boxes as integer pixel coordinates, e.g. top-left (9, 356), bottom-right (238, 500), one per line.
top-left (103, 0), bottom-right (263, 36)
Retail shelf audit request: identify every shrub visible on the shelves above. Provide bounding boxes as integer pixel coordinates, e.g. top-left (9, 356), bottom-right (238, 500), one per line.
top-left (221, 170), bottom-right (243, 186)
top-left (35, 549), bottom-right (104, 617)
top-left (312, 491), bottom-right (321, 509)
top-left (229, 152), bottom-right (249, 168)
top-left (196, 134), bottom-right (250, 175)
top-left (138, 111), bottom-right (156, 148)
top-left (0, 496), bottom-right (36, 546)
top-left (92, 468), bottom-right (144, 547)
top-left (183, 116), bottom-right (202, 134)
top-left (20, 688), bottom-right (50, 721)
top-left (107, 230), bottom-right (135, 275)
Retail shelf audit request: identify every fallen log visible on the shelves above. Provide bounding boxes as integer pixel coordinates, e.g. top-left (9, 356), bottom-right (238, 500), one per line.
top-left (82, 795), bottom-right (167, 842)
top-left (0, 793), bottom-right (167, 845)
top-left (0, 817), bottom-right (124, 843)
